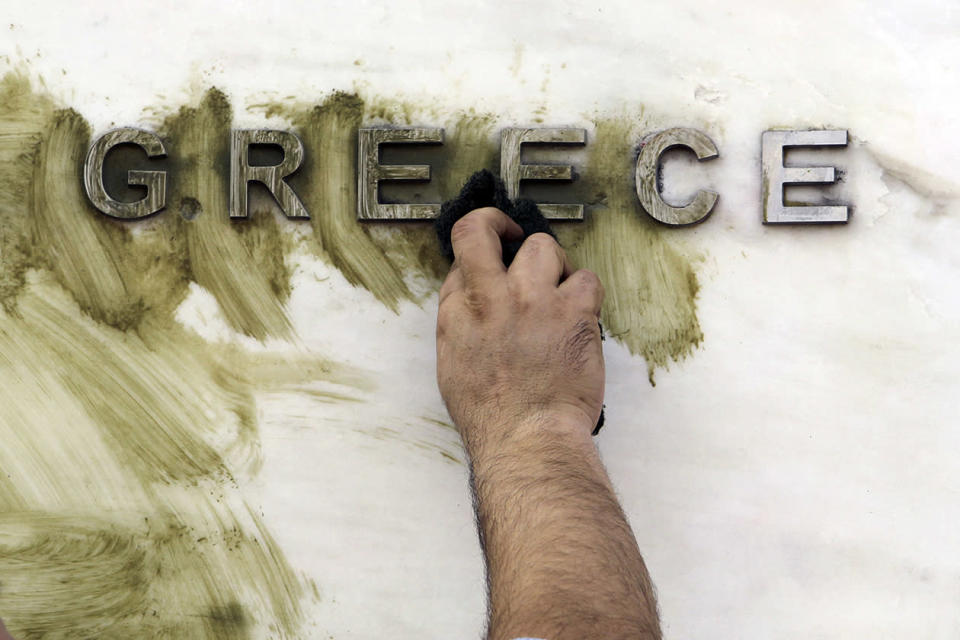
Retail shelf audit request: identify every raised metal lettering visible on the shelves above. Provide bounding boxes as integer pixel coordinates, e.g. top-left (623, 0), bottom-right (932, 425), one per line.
top-left (761, 129), bottom-right (848, 224)
top-left (500, 127), bottom-right (586, 220)
top-left (230, 129), bottom-right (308, 219)
top-left (83, 128), bottom-right (167, 220)
top-left (358, 127), bottom-right (443, 220)
top-left (635, 128), bottom-right (719, 226)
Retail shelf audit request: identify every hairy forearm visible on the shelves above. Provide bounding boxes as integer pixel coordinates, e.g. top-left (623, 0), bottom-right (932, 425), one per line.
top-left (467, 416), bottom-right (661, 640)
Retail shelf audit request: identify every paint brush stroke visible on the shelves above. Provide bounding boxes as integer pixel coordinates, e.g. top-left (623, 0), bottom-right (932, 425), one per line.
top-left (0, 72), bottom-right (369, 638)
top-left (161, 89), bottom-right (293, 341)
top-left (0, 274), bottom-right (357, 638)
top-left (286, 93), bottom-right (417, 311)
top-left (0, 504), bottom-right (306, 640)
top-left (291, 94), bottom-right (703, 378)
top-left (559, 116), bottom-right (704, 382)
top-left (0, 69), bottom-right (707, 638)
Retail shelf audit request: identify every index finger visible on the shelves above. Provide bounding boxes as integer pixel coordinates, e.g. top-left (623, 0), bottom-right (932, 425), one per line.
top-left (449, 207), bottom-right (524, 290)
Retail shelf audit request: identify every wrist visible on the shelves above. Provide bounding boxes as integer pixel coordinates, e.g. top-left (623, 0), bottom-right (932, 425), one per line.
top-left (511, 409), bottom-right (596, 445)
top-left (463, 409), bottom-right (597, 472)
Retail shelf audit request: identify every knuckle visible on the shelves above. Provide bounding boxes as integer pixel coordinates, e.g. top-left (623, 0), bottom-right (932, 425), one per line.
top-left (452, 207), bottom-right (504, 241)
top-left (577, 268), bottom-right (602, 289)
top-left (567, 269), bottom-right (604, 304)
top-left (471, 206), bottom-right (503, 219)
top-left (511, 281), bottom-right (536, 310)
top-left (524, 232), bottom-right (558, 253)
top-left (450, 216), bottom-right (479, 243)
top-left (463, 288), bottom-right (492, 318)
top-left (585, 270), bottom-right (605, 298)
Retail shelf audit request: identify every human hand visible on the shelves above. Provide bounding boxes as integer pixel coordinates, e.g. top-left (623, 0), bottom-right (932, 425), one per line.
top-left (0, 618), bottom-right (15, 640)
top-left (436, 207), bottom-right (605, 455)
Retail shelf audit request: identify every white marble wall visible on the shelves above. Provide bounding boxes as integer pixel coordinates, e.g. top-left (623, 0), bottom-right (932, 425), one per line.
top-left (3, 1), bottom-right (958, 637)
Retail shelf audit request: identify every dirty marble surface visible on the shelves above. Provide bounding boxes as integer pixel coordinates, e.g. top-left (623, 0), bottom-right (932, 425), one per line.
top-left (1, 1), bottom-right (958, 638)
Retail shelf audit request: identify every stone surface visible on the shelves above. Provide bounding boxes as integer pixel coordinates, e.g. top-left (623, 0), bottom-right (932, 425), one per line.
top-left (2, 2), bottom-right (958, 638)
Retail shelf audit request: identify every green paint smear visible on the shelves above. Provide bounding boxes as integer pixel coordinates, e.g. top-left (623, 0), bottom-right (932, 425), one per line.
top-left (258, 93), bottom-right (702, 378)
top-left (160, 89), bottom-right (294, 340)
top-left (0, 275), bottom-right (351, 638)
top-left (0, 508), bottom-right (300, 640)
top-left (0, 71), bottom-right (374, 639)
top-left (558, 116), bottom-right (704, 382)
top-left (0, 69), bottom-right (705, 636)
top-left (256, 96), bottom-right (502, 306)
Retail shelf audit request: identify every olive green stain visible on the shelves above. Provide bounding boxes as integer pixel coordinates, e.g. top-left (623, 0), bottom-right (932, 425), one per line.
top-left (255, 91), bottom-right (702, 378)
top-left (0, 509), bottom-right (305, 640)
top-left (433, 112), bottom-right (500, 197)
top-left (4, 282), bottom-right (228, 485)
top-left (204, 602), bottom-right (250, 639)
top-left (370, 425), bottom-right (464, 466)
top-left (139, 505), bottom-right (305, 640)
top-left (362, 111), bottom-right (500, 293)
top-left (0, 513), bottom-right (149, 639)
top-left (0, 72), bottom-right (707, 638)
top-left (279, 92), bottom-right (419, 311)
top-left (0, 71), bottom-right (192, 330)
top-left (369, 110), bottom-right (500, 291)
top-left (256, 94), bottom-right (501, 302)
top-left (0, 73), bottom-right (374, 639)
top-left (0, 72), bottom-right (144, 324)
top-left (0, 72), bottom-right (43, 313)
top-left (32, 109), bottom-right (149, 330)
top-left (556, 116), bottom-right (704, 382)
top-left (160, 88), bottom-right (293, 340)
top-left (0, 274), bottom-right (353, 637)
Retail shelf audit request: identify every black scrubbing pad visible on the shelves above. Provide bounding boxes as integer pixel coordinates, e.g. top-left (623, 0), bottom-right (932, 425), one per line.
top-left (436, 169), bottom-right (606, 436)
top-left (435, 169), bottom-right (555, 266)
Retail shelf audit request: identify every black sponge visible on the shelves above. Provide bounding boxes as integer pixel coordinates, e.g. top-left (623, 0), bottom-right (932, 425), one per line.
top-left (435, 169), bottom-right (606, 436)
top-left (435, 169), bottom-right (556, 266)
